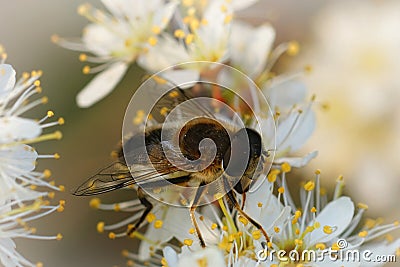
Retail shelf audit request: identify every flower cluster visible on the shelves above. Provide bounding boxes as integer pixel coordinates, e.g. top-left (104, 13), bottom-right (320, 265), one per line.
top-left (54, 0), bottom-right (307, 109)
top-left (54, 1), bottom-right (399, 267)
top-left (0, 47), bottom-right (65, 266)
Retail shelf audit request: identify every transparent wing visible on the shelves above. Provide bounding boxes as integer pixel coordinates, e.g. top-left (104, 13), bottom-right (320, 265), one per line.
top-left (73, 160), bottom-right (190, 196)
top-left (146, 76), bottom-right (218, 122)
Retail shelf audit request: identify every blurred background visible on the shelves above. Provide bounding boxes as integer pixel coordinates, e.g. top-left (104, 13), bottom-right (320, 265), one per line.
top-left (1, 0), bottom-right (399, 266)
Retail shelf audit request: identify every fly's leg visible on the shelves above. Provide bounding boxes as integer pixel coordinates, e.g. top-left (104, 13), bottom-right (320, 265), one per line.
top-left (190, 182), bottom-right (207, 248)
top-left (224, 177), bottom-right (270, 243)
top-left (127, 188), bottom-right (153, 237)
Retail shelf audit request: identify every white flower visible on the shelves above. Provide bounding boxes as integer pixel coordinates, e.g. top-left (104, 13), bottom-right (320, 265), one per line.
top-left (229, 21), bottom-right (275, 79)
top-left (53, 0), bottom-right (178, 107)
top-left (163, 246), bottom-right (225, 267)
top-left (0, 198), bottom-right (64, 267)
top-left (142, 167), bottom-right (400, 267)
top-left (0, 54), bottom-right (65, 266)
top-left (0, 63), bottom-right (64, 195)
top-left (225, 20), bottom-right (317, 168)
top-left (138, 0), bottom-right (234, 73)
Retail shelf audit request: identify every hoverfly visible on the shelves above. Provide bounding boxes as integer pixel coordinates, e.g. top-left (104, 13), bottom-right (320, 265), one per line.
top-left (74, 76), bottom-right (272, 247)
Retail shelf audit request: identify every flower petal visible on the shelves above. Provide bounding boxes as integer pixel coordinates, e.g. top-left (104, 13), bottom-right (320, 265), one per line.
top-left (358, 239), bottom-right (400, 266)
top-left (308, 197), bottom-right (354, 245)
top-left (0, 64), bottom-right (16, 100)
top-left (246, 180), bottom-right (287, 231)
top-left (137, 35), bottom-right (189, 73)
top-left (274, 150), bottom-right (318, 168)
top-left (194, 0), bottom-right (231, 61)
top-left (152, 1), bottom-right (178, 30)
top-left (231, 0), bottom-right (259, 10)
top-left (0, 144), bottom-right (38, 179)
top-left (230, 22), bottom-right (275, 78)
top-left (163, 247), bottom-right (179, 267)
top-left (178, 247), bottom-right (225, 267)
top-left (314, 260), bottom-right (360, 267)
top-left (82, 23), bottom-right (128, 57)
top-left (76, 61), bottom-right (128, 107)
top-left (276, 107), bottom-right (316, 153)
top-left (0, 117), bottom-right (41, 143)
top-left (160, 69), bottom-right (199, 89)
top-left (266, 80), bottom-right (307, 110)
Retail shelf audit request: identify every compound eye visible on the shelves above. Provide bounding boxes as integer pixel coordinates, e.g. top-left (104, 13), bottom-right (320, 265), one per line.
top-left (223, 128), bottom-right (251, 177)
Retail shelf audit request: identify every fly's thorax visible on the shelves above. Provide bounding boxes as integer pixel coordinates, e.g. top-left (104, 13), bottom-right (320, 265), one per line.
top-left (178, 117), bottom-right (232, 163)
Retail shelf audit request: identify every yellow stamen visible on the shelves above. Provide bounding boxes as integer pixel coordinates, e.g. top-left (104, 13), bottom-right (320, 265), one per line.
top-left (57, 205), bottom-right (64, 212)
top-left (174, 29), bottom-right (185, 39)
top-left (97, 222), bottom-right (105, 233)
top-left (160, 107), bottom-right (169, 117)
top-left (281, 162), bottom-right (291, 173)
top-left (287, 41), bottom-right (300, 56)
top-left (151, 26), bottom-right (161, 34)
top-left (43, 169), bottom-right (51, 178)
top-left (154, 220), bottom-right (163, 229)
top-left (89, 198), bottom-right (101, 209)
top-left (56, 233), bottom-right (63, 240)
top-left (315, 243), bottom-right (326, 250)
top-left (182, 0), bottom-right (194, 6)
top-left (238, 216), bottom-right (248, 226)
top-left (357, 203), bottom-right (369, 210)
top-left (185, 34), bottom-right (194, 45)
top-left (113, 203), bottom-right (120, 212)
top-left (358, 231), bottom-right (368, 238)
top-left (122, 249), bottom-right (129, 257)
top-left (294, 239), bottom-right (303, 246)
top-left (252, 230), bottom-right (261, 240)
top-left (331, 243), bottom-right (340, 251)
top-left (47, 110), bottom-right (55, 117)
top-left (183, 239), bottom-right (193, 246)
top-left (311, 207), bottom-right (317, 213)
top-left (79, 53), bottom-right (87, 62)
top-left (190, 19), bottom-right (200, 31)
top-left (386, 234), bottom-right (394, 242)
top-left (224, 14), bottom-right (233, 24)
top-left (323, 226), bottom-right (333, 234)
top-left (304, 64), bottom-right (313, 74)
top-left (304, 181), bottom-right (315, 191)
top-left (82, 65), bottom-right (91, 74)
top-left (148, 37), bottom-right (158, 46)
top-left (295, 210), bottom-right (302, 218)
top-left (161, 257), bottom-right (168, 266)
